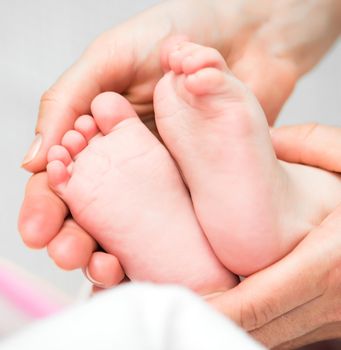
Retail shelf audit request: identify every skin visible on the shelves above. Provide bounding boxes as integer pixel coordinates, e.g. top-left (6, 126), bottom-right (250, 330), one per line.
top-left (154, 40), bottom-right (341, 277)
top-left (18, 0), bottom-right (341, 346)
top-left (207, 124), bottom-right (341, 349)
top-left (19, 0), bottom-right (341, 281)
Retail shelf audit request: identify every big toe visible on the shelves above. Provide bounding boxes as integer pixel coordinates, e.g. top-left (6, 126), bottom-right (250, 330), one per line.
top-left (91, 92), bottom-right (138, 135)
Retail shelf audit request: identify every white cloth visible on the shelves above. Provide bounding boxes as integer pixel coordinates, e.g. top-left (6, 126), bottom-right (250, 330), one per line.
top-left (0, 283), bottom-right (265, 350)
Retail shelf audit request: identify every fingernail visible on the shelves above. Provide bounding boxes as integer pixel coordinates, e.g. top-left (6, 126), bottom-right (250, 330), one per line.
top-left (22, 134), bottom-right (42, 166)
top-left (83, 267), bottom-right (104, 287)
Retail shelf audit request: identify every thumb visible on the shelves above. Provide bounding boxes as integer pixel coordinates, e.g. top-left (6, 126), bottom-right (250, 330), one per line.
top-left (271, 123), bottom-right (341, 172)
top-left (208, 217), bottom-right (334, 331)
top-left (22, 31), bottom-right (133, 173)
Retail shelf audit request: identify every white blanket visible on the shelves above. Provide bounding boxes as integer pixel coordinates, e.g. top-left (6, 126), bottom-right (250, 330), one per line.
top-left (0, 283), bottom-right (265, 349)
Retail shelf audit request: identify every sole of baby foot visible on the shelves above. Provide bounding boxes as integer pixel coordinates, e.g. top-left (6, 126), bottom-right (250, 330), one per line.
top-left (47, 91), bottom-right (237, 294)
top-left (154, 40), bottom-right (341, 275)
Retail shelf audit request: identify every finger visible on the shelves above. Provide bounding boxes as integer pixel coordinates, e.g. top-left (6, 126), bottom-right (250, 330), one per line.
top-left (84, 252), bottom-right (125, 288)
top-left (252, 296), bottom-right (341, 349)
top-left (250, 293), bottom-right (329, 348)
top-left (209, 204), bottom-right (341, 331)
top-left (18, 172), bottom-right (68, 248)
top-left (273, 323), bottom-right (341, 350)
top-left (251, 207), bottom-right (341, 348)
top-left (22, 30), bottom-right (134, 173)
top-left (271, 124), bottom-right (341, 172)
top-left (47, 219), bottom-right (97, 270)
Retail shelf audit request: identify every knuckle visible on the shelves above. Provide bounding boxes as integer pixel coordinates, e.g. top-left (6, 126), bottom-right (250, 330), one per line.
top-left (298, 122), bottom-right (320, 163)
top-left (301, 122), bottom-right (320, 142)
top-left (240, 297), bottom-right (274, 330)
top-left (40, 87), bottom-right (60, 106)
top-left (37, 87), bottom-right (65, 133)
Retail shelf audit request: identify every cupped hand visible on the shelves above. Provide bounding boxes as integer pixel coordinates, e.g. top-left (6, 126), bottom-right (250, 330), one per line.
top-left (19, 0), bottom-right (340, 286)
top-left (207, 124), bottom-right (341, 349)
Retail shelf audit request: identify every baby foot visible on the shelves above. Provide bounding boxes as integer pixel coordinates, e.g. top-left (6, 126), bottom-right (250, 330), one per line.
top-left (46, 92), bottom-right (236, 294)
top-left (154, 41), bottom-right (341, 275)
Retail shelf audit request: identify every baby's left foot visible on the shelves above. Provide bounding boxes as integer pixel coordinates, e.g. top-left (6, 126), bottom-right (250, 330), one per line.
top-left (154, 41), bottom-right (341, 275)
top-left (46, 92), bottom-right (236, 294)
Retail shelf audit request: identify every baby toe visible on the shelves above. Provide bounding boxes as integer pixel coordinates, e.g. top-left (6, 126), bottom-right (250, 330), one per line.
top-left (47, 145), bottom-right (72, 166)
top-left (74, 115), bottom-right (99, 141)
top-left (185, 67), bottom-right (227, 95)
top-left (91, 92), bottom-right (138, 135)
top-left (182, 46), bottom-right (227, 75)
top-left (160, 35), bottom-right (189, 72)
top-left (168, 42), bottom-right (199, 74)
top-left (47, 160), bottom-right (70, 195)
top-left (61, 130), bottom-right (87, 159)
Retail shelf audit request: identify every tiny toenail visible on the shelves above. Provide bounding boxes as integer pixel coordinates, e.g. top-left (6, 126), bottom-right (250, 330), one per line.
top-left (22, 133), bottom-right (42, 166)
top-left (84, 267), bottom-right (105, 287)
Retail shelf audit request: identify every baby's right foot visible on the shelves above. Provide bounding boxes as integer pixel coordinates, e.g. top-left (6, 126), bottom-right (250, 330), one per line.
top-left (46, 92), bottom-right (236, 294)
top-left (154, 41), bottom-right (341, 275)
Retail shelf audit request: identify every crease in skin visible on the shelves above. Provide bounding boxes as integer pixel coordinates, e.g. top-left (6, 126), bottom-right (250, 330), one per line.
top-left (276, 327), bottom-right (341, 350)
top-left (39, 85), bottom-right (93, 130)
top-left (251, 293), bottom-right (328, 349)
top-left (68, 133), bottom-right (164, 225)
top-left (211, 215), bottom-right (334, 331)
top-left (243, 289), bottom-right (327, 343)
top-left (297, 123), bottom-right (320, 158)
top-left (91, 130), bottom-right (164, 172)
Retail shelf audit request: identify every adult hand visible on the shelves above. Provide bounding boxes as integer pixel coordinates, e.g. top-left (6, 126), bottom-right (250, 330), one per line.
top-left (19, 0), bottom-right (341, 286)
top-left (208, 124), bottom-right (341, 349)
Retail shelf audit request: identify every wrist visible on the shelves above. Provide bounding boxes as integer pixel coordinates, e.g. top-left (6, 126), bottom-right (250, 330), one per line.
top-left (255, 0), bottom-right (341, 77)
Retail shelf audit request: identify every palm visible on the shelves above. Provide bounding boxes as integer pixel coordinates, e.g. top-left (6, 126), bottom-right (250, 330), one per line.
top-left (101, 2), bottom-right (295, 129)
